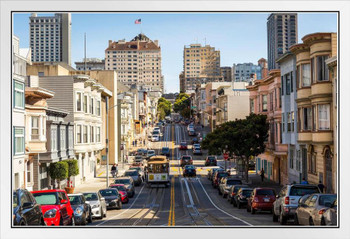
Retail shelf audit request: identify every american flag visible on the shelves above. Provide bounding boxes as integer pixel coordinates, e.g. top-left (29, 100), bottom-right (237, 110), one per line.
top-left (135, 19), bottom-right (141, 24)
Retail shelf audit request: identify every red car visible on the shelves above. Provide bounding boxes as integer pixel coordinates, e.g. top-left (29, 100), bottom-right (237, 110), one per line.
top-left (31, 189), bottom-right (75, 226)
top-left (109, 184), bottom-right (129, 203)
top-left (247, 188), bottom-right (276, 214)
top-left (179, 142), bottom-right (188, 150)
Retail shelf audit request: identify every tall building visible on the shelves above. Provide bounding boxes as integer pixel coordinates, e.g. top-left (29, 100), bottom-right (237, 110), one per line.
top-left (220, 67), bottom-right (232, 82)
top-left (105, 33), bottom-right (163, 93)
top-left (267, 13), bottom-right (297, 70)
top-left (75, 58), bottom-right (105, 71)
top-left (232, 62), bottom-right (262, 82)
top-left (29, 13), bottom-right (71, 65)
top-left (182, 44), bottom-right (221, 92)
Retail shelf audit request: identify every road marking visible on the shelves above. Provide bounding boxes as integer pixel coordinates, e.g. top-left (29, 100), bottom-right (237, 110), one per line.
top-left (196, 178), bottom-right (253, 226)
top-left (168, 176), bottom-right (175, 226)
top-left (98, 171), bottom-right (105, 177)
top-left (183, 178), bottom-right (195, 206)
top-left (96, 184), bottom-right (146, 226)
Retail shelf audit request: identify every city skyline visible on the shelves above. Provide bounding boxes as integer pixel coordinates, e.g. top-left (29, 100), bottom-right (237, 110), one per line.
top-left (13, 12), bottom-right (337, 93)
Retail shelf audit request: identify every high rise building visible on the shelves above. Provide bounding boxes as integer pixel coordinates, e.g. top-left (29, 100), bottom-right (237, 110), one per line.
top-left (220, 67), bottom-right (232, 82)
top-left (75, 58), bottom-right (105, 71)
top-left (267, 13), bottom-right (297, 70)
top-left (232, 62), bottom-right (262, 82)
top-left (29, 13), bottom-right (71, 65)
top-left (182, 44), bottom-right (221, 92)
top-left (105, 33), bottom-right (163, 93)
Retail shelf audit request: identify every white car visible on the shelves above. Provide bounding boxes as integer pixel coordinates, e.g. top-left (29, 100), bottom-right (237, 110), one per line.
top-left (82, 192), bottom-right (107, 219)
top-left (152, 134), bottom-right (159, 142)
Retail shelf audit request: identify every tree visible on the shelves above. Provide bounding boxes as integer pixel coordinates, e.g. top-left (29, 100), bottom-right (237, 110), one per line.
top-left (49, 161), bottom-right (68, 189)
top-left (157, 97), bottom-right (171, 120)
top-left (66, 159), bottom-right (79, 188)
top-left (173, 93), bottom-right (192, 119)
top-left (201, 113), bottom-right (269, 182)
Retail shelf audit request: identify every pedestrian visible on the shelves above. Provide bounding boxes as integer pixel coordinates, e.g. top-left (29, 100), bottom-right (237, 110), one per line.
top-left (143, 139), bottom-right (145, 145)
top-left (135, 140), bottom-right (137, 147)
top-left (132, 140), bottom-right (135, 147)
top-left (301, 177), bottom-right (309, 184)
top-left (318, 180), bottom-right (325, 193)
top-left (260, 168), bottom-right (265, 182)
top-left (111, 164), bottom-right (118, 178)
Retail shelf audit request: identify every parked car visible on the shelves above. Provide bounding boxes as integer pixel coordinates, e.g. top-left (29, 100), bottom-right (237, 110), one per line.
top-left (208, 168), bottom-right (224, 181)
top-left (108, 184), bottom-right (129, 204)
top-left (146, 150), bottom-right (156, 159)
top-left (192, 145), bottom-right (202, 155)
top-left (161, 147), bottom-right (170, 156)
top-left (188, 129), bottom-right (196, 136)
top-left (68, 193), bottom-right (92, 225)
top-left (129, 166), bottom-right (145, 181)
top-left (31, 189), bottom-right (74, 226)
top-left (124, 170), bottom-right (142, 186)
top-left (247, 188), bottom-right (276, 214)
top-left (273, 184), bottom-right (321, 224)
top-left (152, 134), bottom-right (160, 142)
top-left (113, 177), bottom-right (135, 197)
top-left (13, 189), bottom-right (45, 226)
top-left (98, 188), bottom-right (122, 210)
top-left (134, 155), bottom-right (144, 163)
top-left (234, 188), bottom-right (254, 209)
top-left (183, 165), bottom-right (197, 177)
top-left (322, 199), bottom-right (337, 226)
top-left (212, 171), bottom-right (229, 188)
top-left (205, 156), bottom-right (217, 166)
top-left (295, 193), bottom-right (337, 226)
top-left (227, 185), bottom-right (249, 204)
top-left (82, 192), bottom-right (107, 219)
top-left (191, 137), bottom-right (199, 144)
top-left (218, 177), bottom-right (243, 197)
top-left (180, 142), bottom-right (188, 150)
top-left (180, 155), bottom-right (193, 167)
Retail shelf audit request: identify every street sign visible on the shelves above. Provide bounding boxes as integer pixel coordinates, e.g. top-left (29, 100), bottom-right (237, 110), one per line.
top-left (224, 153), bottom-right (229, 160)
top-left (191, 106), bottom-right (197, 109)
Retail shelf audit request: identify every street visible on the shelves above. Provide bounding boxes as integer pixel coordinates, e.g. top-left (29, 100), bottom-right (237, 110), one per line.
top-left (85, 123), bottom-right (281, 227)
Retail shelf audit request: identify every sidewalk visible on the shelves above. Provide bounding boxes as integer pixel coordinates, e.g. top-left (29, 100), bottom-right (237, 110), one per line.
top-left (246, 173), bottom-right (282, 193)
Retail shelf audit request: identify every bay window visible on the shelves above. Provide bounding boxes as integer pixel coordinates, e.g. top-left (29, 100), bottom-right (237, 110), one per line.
top-left (14, 81), bottom-right (25, 109)
top-left (31, 116), bottom-right (39, 140)
top-left (262, 95), bottom-right (267, 112)
top-left (303, 107), bottom-right (312, 131)
top-left (51, 128), bottom-right (57, 151)
top-left (316, 55), bottom-right (329, 82)
top-left (90, 126), bottom-right (94, 143)
top-left (287, 112), bottom-right (291, 132)
top-left (60, 128), bottom-right (65, 150)
top-left (14, 127), bottom-right (25, 155)
top-left (76, 125), bottom-right (82, 143)
top-left (301, 64), bottom-right (311, 87)
top-left (318, 104), bottom-right (330, 130)
top-left (76, 92), bottom-right (82, 111)
top-left (83, 126), bottom-right (88, 143)
top-left (90, 97), bottom-right (94, 114)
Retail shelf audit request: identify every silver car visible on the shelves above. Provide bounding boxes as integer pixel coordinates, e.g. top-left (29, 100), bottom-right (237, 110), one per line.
top-left (322, 199), bottom-right (337, 226)
top-left (83, 192), bottom-right (107, 219)
top-left (124, 170), bottom-right (142, 186)
top-left (295, 193), bottom-right (337, 225)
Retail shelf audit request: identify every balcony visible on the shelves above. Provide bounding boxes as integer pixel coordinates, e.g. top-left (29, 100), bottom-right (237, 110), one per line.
top-left (274, 144), bottom-right (288, 156)
top-left (312, 131), bottom-right (333, 144)
top-left (296, 88), bottom-right (311, 102)
top-left (298, 131), bottom-right (312, 143)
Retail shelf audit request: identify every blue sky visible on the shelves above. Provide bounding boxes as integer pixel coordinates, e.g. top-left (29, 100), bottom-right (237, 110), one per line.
top-left (13, 12), bottom-right (337, 93)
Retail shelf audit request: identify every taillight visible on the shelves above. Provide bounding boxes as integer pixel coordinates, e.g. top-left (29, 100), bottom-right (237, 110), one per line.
top-left (254, 197), bottom-right (259, 202)
top-left (285, 196), bottom-right (290, 205)
top-left (319, 208), bottom-right (326, 215)
top-left (232, 192), bottom-right (236, 196)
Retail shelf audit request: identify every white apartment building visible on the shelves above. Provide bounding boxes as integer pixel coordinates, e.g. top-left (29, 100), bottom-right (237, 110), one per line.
top-left (29, 13), bottom-right (71, 65)
top-left (105, 33), bottom-right (163, 93)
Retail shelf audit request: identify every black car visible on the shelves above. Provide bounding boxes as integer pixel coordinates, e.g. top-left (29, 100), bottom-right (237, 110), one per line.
top-left (13, 189), bottom-right (45, 226)
top-left (205, 156), bottom-right (217, 166)
top-left (161, 147), bottom-right (170, 156)
top-left (207, 167), bottom-right (222, 180)
top-left (191, 137), bottom-right (199, 144)
top-left (233, 188), bottom-right (254, 208)
top-left (98, 189), bottom-right (122, 210)
top-left (68, 193), bottom-right (92, 225)
top-left (248, 160), bottom-right (256, 171)
top-left (183, 165), bottom-right (196, 177)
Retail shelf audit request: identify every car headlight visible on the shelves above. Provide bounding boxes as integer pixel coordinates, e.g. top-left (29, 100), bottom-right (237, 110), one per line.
top-left (74, 207), bottom-right (83, 216)
top-left (92, 204), bottom-right (99, 209)
top-left (44, 209), bottom-right (57, 218)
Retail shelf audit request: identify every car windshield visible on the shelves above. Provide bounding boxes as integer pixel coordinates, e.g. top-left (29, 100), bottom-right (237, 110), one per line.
top-left (181, 142), bottom-right (187, 146)
top-left (13, 192), bottom-right (18, 208)
top-left (218, 172), bottom-right (228, 178)
top-left (162, 147), bottom-right (169, 152)
top-left (256, 189), bottom-right (275, 196)
top-left (33, 192), bottom-right (58, 205)
top-left (319, 195), bottom-right (337, 206)
top-left (130, 167), bottom-right (141, 172)
top-left (115, 186), bottom-right (126, 191)
top-left (290, 186), bottom-right (320, 196)
top-left (83, 193), bottom-right (98, 201)
top-left (69, 195), bottom-right (82, 205)
top-left (148, 151), bottom-right (155, 154)
top-left (125, 171), bottom-right (138, 176)
top-left (182, 156), bottom-right (191, 160)
top-left (208, 157), bottom-right (216, 161)
top-left (99, 190), bottom-right (118, 197)
top-left (185, 165), bottom-right (195, 169)
top-left (227, 180), bottom-right (242, 185)
top-left (242, 190), bottom-right (253, 197)
top-left (114, 179), bottom-right (131, 184)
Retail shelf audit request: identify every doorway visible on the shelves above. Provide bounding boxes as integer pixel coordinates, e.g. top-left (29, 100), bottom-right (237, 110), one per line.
top-left (324, 148), bottom-right (333, 193)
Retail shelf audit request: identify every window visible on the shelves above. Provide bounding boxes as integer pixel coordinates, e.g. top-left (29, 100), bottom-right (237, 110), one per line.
top-left (96, 100), bottom-right (101, 116)
top-left (83, 95), bottom-right (88, 113)
top-left (76, 125), bottom-right (82, 144)
top-left (90, 97), bottom-right (94, 114)
top-left (281, 76), bottom-right (284, 95)
top-left (291, 111), bottom-right (295, 132)
top-left (14, 81), bottom-right (24, 109)
top-left (83, 126), bottom-right (88, 143)
top-left (318, 104), bottom-right (330, 130)
top-left (76, 92), bottom-right (82, 111)
top-left (51, 128), bottom-right (57, 151)
top-left (60, 128), bottom-right (65, 150)
top-left (250, 99), bottom-right (254, 113)
top-left (290, 72), bottom-right (293, 92)
top-left (301, 64), bottom-right (311, 87)
top-left (303, 108), bottom-right (312, 131)
top-left (309, 145), bottom-right (317, 174)
top-left (27, 162), bottom-right (31, 183)
top-left (96, 127), bottom-right (101, 142)
top-left (285, 74), bottom-right (291, 95)
top-left (14, 127), bottom-right (24, 155)
top-left (270, 92), bottom-right (273, 111)
top-left (289, 147), bottom-right (294, 169)
top-left (262, 95), bottom-right (267, 111)
top-left (316, 55), bottom-right (329, 82)
top-left (287, 112), bottom-right (291, 132)
top-left (90, 126), bottom-right (94, 143)
top-left (31, 116), bottom-right (39, 140)
top-left (282, 113), bottom-right (285, 132)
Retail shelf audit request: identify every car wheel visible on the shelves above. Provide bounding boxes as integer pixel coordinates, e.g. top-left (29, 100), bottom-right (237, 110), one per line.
top-left (238, 202), bottom-right (242, 209)
top-left (88, 210), bottom-right (93, 223)
top-left (117, 201), bottom-right (122, 210)
top-left (321, 217), bottom-right (326, 226)
top-left (223, 193), bottom-right (227, 198)
top-left (59, 216), bottom-right (64, 226)
top-left (309, 217), bottom-right (314, 226)
top-left (218, 190), bottom-right (222, 195)
top-left (272, 210), bottom-right (278, 222)
top-left (233, 200), bottom-right (237, 207)
top-left (99, 207), bottom-right (103, 219)
top-left (251, 206), bottom-right (255, 214)
top-left (294, 214), bottom-right (299, 225)
top-left (279, 210), bottom-right (286, 225)
top-left (70, 216), bottom-right (75, 226)
top-left (40, 217), bottom-right (46, 226)
top-left (246, 205), bottom-right (251, 212)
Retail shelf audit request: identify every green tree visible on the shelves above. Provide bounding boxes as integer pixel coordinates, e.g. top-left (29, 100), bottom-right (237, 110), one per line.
top-left (173, 93), bottom-right (192, 118)
top-left (66, 159), bottom-right (79, 188)
top-left (201, 113), bottom-right (269, 182)
top-left (49, 161), bottom-right (68, 189)
top-left (157, 97), bottom-right (172, 120)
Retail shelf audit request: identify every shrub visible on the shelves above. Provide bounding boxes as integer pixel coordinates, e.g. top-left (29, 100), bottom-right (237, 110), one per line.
top-left (49, 161), bottom-right (68, 189)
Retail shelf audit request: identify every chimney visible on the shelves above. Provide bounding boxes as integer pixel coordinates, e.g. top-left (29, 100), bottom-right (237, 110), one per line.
top-left (154, 40), bottom-right (158, 46)
top-left (108, 40), bottom-right (112, 47)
